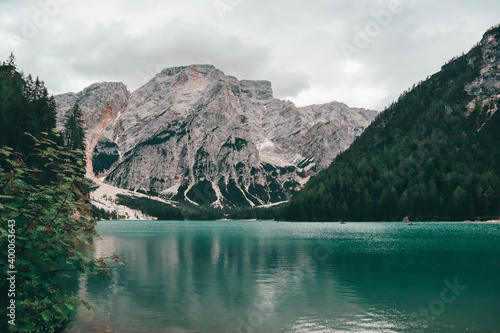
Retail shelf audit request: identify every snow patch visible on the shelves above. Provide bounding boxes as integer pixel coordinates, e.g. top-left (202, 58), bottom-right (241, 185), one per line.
top-left (256, 138), bottom-right (275, 151)
top-left (160, 183), bottom-right (180, 196)
top-left (257, 201), bottom-right (288, 208)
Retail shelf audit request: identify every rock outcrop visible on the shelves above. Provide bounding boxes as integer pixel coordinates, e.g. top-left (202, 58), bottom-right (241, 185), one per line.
top-left (465, 27), bottom-right (500, 118)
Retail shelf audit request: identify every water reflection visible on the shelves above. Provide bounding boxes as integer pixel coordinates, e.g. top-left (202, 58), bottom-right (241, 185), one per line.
top-left (65, 221), bottom-right (500, 333)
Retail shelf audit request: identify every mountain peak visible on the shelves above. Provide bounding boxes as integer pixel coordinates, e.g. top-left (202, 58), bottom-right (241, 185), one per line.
top-left (55, 66), bottom-right (377, 208)
top-left (160, 64), bottom-right (217, 77)
top-left (145, 64), bottom-right (275, 101)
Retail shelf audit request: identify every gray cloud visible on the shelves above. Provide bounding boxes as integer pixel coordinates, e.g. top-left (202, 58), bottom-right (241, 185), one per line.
top-left (0, 0), bottom-right (498, 110)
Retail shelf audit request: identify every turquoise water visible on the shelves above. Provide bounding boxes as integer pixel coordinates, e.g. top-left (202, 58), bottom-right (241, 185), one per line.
top-left (65, 221), bottom-right (500, 332)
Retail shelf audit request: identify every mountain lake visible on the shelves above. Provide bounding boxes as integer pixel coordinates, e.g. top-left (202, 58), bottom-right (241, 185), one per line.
top-left (64, 220), bottom-right (500, 333)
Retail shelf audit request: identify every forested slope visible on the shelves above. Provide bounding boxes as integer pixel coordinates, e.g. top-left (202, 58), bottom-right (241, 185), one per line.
top-left (274, 26), bottom-right (500, 221)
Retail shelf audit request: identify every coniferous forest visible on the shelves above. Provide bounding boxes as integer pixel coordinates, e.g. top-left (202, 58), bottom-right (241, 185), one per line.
top-left (0, 56), bottom-right (119, 333)
top-left (254, 27), bottom-right (500, 222)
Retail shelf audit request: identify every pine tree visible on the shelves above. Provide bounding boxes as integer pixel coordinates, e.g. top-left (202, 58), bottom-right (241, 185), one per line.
top-left (0, 61), bottom-right (118, 333)
top-left (1, 54), bottom-right (56, 155)
top-left (64, 104), bottom-right (85, 151)
top-left (6, 52), bottom-right (16, 67)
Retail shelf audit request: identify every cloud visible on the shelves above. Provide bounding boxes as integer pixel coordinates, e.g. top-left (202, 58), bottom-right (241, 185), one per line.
top-left (0, 0), bottom-right (499, 110)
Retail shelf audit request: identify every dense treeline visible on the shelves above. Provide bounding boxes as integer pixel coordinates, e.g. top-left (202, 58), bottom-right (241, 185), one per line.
top-left (116, 195), bottom-right (184, 220)
top-left (265, 27), bottom-right (500, 221)
top-left (116, 194), bottom-right (226, 220)
top-left (91, 205), bottom-right (119, 221)
top-left (0, 54), bottom-right (57, 156)
top-left (0, 56), bottom-right (117, 333)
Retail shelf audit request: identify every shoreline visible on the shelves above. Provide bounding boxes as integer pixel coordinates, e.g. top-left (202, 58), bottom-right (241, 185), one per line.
top-left (96, 219), bottom-right (500, 223)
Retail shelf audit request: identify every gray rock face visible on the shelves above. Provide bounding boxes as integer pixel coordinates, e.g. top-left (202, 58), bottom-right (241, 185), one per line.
top-left (55, 82), bottom-right (130, 180)
top-left (55, 65), bottom-right (377, 207)
top-left (465, 28), bottom-right (500, 117)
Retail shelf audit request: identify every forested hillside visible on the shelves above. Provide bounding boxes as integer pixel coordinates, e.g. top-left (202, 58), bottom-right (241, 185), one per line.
top-left (263, 26), bottom-right (500, 222)
top-left (0, 55), bottom-right (118, 333)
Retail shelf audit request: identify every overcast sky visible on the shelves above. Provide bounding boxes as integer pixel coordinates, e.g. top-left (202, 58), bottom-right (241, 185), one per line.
top-left (0, 0), bottom-right (498, 110)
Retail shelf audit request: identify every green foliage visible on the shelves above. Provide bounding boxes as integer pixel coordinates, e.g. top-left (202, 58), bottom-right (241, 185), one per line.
top-left (91, 204), bottom-right (118, 220)
top-left (0, 55), bottom-right (57, 155)
top-left (186, 180), bottom-right (218, 205)
top-left (0, 136), bottom-right (121, 333)
top-left (91, 141), bottom-right (119, 175)
top-left (63, 104), bottom-right (85, 151)
top-left (116, 194), bottom-right (184, 220)
top-left (181, 205), bottom-right (224, 220)
top-left (0, 58), bottom-right (119, 332)
top-left (92, 152), bottom-right (119, 175)
top-left (484, 23), bottom-right (500, 38)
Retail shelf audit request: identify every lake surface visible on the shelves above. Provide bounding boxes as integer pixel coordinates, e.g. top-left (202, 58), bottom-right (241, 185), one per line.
top-left (65, 221), bottom-right (500, 333)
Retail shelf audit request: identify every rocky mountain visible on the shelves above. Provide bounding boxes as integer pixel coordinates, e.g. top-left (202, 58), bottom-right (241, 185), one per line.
top-left (55, 65), bottom-right (377, 207)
